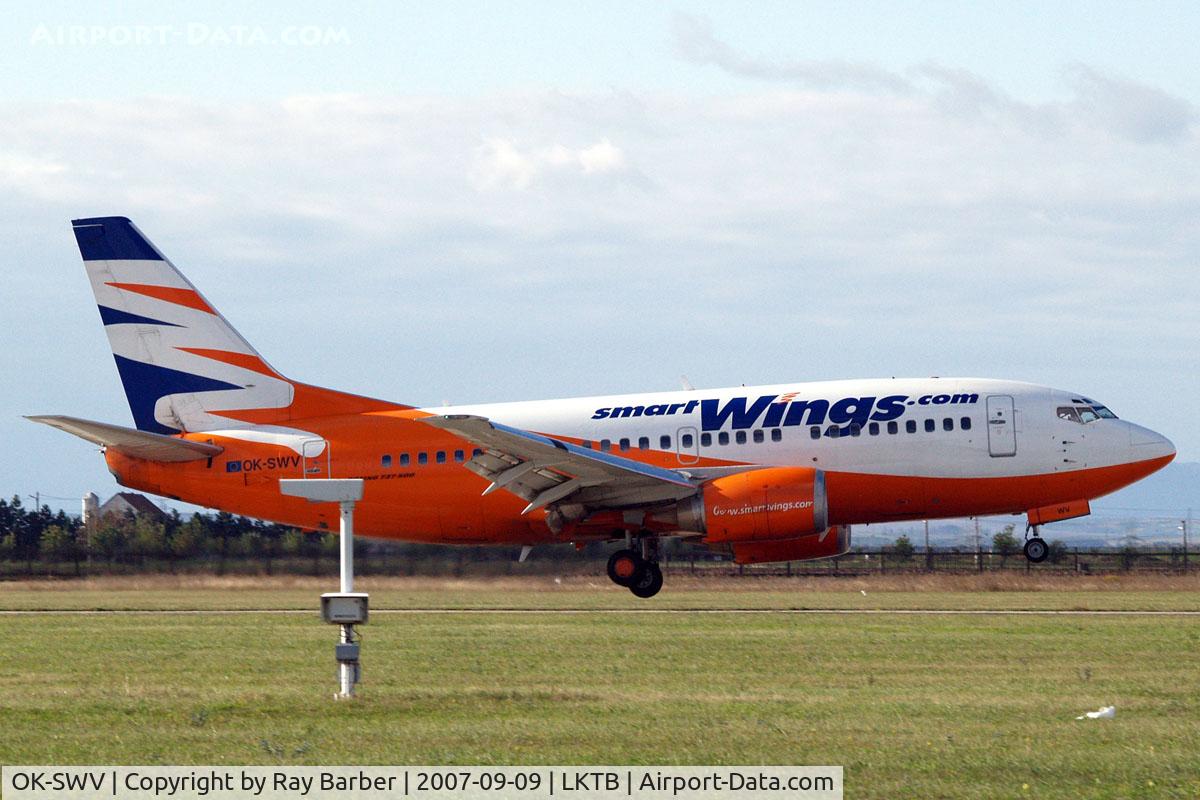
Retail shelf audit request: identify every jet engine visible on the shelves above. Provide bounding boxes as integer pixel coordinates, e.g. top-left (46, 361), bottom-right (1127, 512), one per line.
top-left (671, 466), bottom-right (828, 543)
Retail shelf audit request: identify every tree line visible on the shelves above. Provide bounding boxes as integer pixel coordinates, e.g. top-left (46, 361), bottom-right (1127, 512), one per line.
top-left (0, 494), bottom-right (346, 576)
top-left (0, 495), bottom-right (608, 577)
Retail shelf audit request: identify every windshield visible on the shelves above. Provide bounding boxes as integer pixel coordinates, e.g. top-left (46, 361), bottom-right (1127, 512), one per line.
top-left (1059, 399), bottom-right (1119, 424)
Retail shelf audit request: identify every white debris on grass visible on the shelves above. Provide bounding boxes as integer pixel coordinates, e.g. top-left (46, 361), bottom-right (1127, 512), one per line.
top-left (1076, 705), bottom-right (1116, 720)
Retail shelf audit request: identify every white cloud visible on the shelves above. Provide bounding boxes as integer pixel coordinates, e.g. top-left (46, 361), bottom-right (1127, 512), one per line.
top-left (577, 138), bottom-right (625, 174)
top-left (672, 12), bottom-right (911, 93)
top-left (470, 136), bottom-right (628, 190)
top-left (672, 12), bottom-right (1196, 146)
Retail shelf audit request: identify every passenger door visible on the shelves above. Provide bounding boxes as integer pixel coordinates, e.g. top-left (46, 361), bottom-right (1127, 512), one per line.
top-left (986, 396), bottom-right (1017, 457)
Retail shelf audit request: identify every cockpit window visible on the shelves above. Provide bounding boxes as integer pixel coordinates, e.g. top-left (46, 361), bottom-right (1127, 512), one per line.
top-left (1057, 406), bottom-right (1080, 423)
top-left (1059, 404), bottom-right (1117, 424)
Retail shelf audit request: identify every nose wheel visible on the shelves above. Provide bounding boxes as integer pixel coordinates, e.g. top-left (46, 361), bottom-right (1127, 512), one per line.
top-left (606, 536), bottom-right (664, 598)
top-left (1023, 525), bottom-right (1048, 563)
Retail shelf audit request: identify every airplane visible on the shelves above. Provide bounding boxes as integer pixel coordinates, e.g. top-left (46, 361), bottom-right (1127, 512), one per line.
top-left (29, 217), bottom-right (1176, 598)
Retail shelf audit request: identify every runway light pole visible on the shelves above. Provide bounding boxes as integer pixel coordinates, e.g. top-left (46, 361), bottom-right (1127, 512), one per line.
top-left (280, 478), bottom-right (366, 699)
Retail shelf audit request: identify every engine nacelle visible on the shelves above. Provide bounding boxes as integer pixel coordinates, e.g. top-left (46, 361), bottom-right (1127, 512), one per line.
top-left (674, 466), bottom-right (828, 543)
top-left (730, 526), bottom-right (852, 564)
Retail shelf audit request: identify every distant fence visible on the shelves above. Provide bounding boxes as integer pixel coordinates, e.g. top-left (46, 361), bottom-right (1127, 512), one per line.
top-left (669, 548), bottom-right (1194, 577)
top-left (0, 546), bottom-right (1193, 580)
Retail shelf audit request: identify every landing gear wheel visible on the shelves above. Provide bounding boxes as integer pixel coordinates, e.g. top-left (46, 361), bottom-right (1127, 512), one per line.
top-left (629, 561), bottom-right (663, 598)
top-left (607, 549), bottom-right (642, 587)
top-left (1024, 537), bottom-right (1048, 563)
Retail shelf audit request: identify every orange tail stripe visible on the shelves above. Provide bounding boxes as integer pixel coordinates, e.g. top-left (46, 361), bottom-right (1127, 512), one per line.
top-left (175, 347), bottom-right (280, 378)
top-left (105, 283), bottom-right (215, 313)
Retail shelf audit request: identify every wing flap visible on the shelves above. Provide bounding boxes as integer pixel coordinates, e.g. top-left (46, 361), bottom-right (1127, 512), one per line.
top-left (26, 415), bottom-right (223, 463)
top-left (422, 414), bottom-right (696, 510)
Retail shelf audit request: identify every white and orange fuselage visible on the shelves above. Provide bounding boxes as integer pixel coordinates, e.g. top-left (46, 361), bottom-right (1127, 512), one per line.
top-left (104, 378), bottom-right (1174, 545)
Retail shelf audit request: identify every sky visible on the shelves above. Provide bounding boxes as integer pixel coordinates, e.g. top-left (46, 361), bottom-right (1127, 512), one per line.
top-left (1, 2), bottom-right (1197, 515)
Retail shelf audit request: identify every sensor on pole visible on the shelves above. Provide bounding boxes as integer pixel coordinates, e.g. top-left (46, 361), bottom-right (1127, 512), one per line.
top-left (280, 478), bottom-right (366, 699)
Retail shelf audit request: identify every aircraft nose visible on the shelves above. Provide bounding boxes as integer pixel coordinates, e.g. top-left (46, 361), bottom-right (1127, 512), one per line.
top-left (1127, 422), bottom-right (1176, 460)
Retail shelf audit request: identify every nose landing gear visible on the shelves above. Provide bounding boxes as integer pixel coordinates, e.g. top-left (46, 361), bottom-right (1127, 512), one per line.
top-left (605, 535), bottom-right (664, 598)
top-left (1023, 525), bottom-right (1048, 563)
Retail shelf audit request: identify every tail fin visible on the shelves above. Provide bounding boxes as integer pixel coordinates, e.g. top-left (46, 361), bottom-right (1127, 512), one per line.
top-left (72, 216), bottom-right (400, 433)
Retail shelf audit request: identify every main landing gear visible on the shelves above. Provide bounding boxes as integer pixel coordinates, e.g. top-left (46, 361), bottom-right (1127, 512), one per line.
top-left (1023, 524), bottom-right (1048, 563)
top-left (606, 536), bottom-right (663, 598)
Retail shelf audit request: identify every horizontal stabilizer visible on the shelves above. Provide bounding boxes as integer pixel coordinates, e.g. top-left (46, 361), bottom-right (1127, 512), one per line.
top-left (25, 415), bottom-right (223, 463)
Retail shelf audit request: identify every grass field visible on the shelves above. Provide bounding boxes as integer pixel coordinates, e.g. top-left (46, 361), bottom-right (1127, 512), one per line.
top-left (1, 575), bottom-right (1198, 799)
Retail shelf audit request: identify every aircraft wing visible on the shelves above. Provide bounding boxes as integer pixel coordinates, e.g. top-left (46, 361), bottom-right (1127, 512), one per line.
top-left (421, 414), bottom-right (697, 513)
top-left (26, 415), bottom-right (223, 463)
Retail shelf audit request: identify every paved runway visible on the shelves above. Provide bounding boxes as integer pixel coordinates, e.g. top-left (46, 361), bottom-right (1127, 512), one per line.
top-left (1, 608), bottom-right (1197, 616)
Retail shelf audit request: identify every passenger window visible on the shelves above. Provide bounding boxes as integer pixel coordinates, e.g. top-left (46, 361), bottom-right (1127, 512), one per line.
top-left (924, 419), bottom-right (935, 433)
top-left (718, 432), bottom-right (730, 446)
top-left (381, 455), bottom-right (392, 468)
top-left (436, 451), bottom-right (446, 463)
top-left (753, 429), bottom-right (764, 443)
top-left (868, 422), bottom-right (879, 436)
top-left (619, 438), bottom-right (630, 451)
top-left (454, 449), bottom-right (465, 462)
top-left (771, 428), bottom-right (782, 442)
top-left (600, 439), bottom-right (612, 452)
top-left (826, 425), bottom-right (840, 438)
top-left (887, 421), bottom-right (898, 435)
top-left (810, 426), bottom-right (821, 440)
top-left (943, 418), bottom-right (953, 431)
top-left (700, 433), bottom-right (712, 447)
top-left (660, 435), bottom-right (671, 449)
top-left (1057, 406), bottom-right (1081, 423)
top-left (849, 423), bottom-right (861, 437)
top-left (583, 440), bottom-right (593, 449)
top-left (681, 434), bottom-right (693, 448)
top-left (960, 417), bottom-right (971, 431)
top-left (735, 430), bottom-right (747, 445)
top-left (638, 436), bottom-right (650, 450)
top-left (400, 453), bottom-right (410, 466)
top-left (906, 420), bottom-right (917, 434)
top-left (418, 452), bottom-right (428, 465)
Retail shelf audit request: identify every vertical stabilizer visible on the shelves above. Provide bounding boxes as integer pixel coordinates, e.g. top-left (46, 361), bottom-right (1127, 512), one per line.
top-left (72, 216), bottom-right (400, 433)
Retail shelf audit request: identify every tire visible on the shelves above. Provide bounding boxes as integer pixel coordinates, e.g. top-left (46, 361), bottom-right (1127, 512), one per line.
top-left (607, 549), bottom-right (642, 587)
top-left (1024, 537), bottom-right (1048, 563)
top-left (629, 561), bottom-right (664, 598)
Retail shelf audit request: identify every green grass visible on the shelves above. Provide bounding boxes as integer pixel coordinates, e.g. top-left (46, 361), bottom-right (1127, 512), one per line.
top-left (1, 581), bottom-right (1198, 799)
top-left (2, 574), bottom-right (1200, 611)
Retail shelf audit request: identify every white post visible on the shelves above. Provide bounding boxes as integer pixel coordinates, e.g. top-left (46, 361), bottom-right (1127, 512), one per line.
top-left (340, 500), bottom-right (354, 594)
top-left (338, 499), bottom-right (355, 697)
top-left (278, 479), bottom-right (366, 700)
top-left (339, 623), bottom-right (355, 697)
